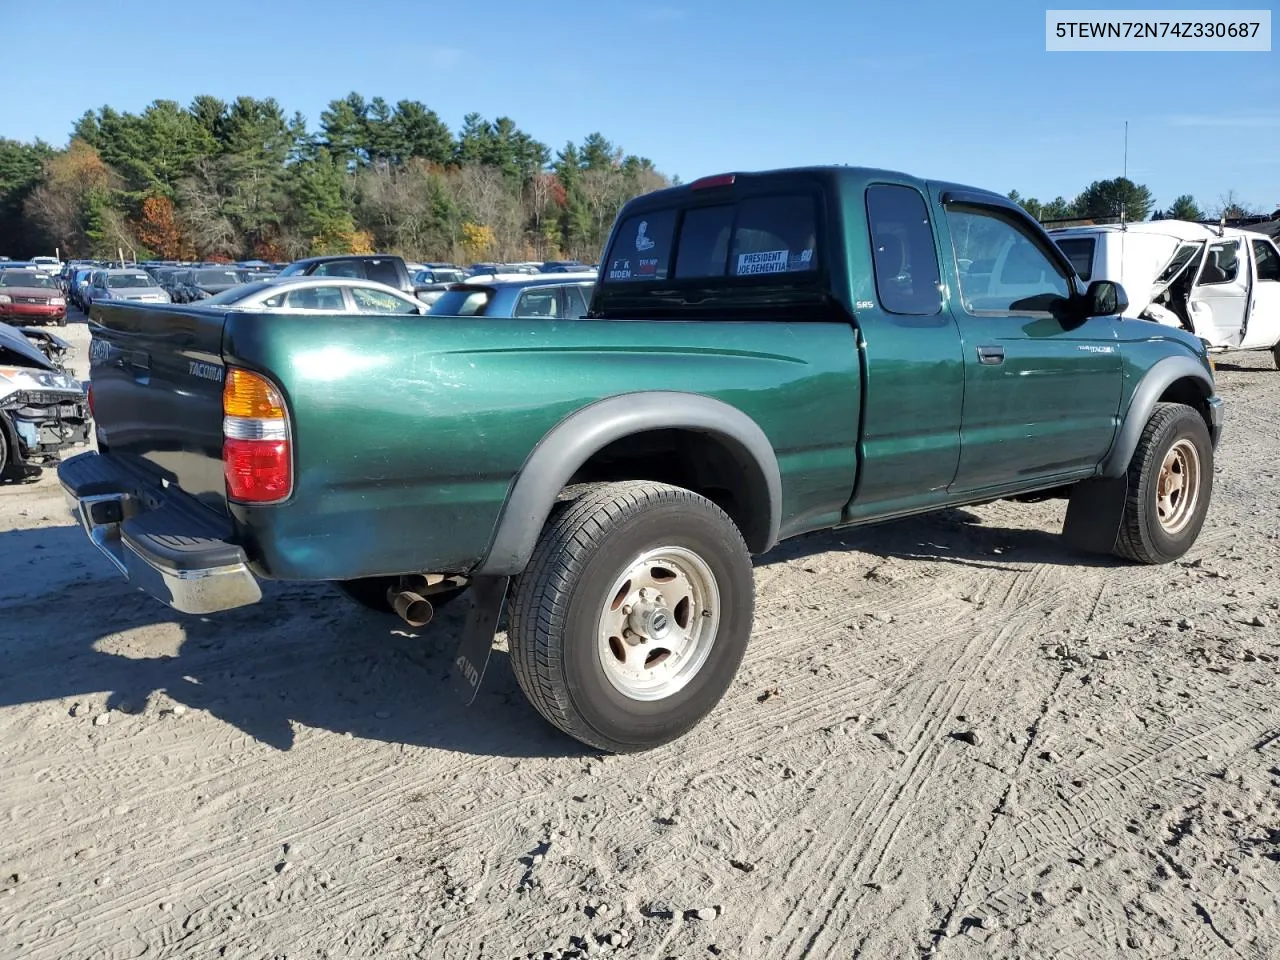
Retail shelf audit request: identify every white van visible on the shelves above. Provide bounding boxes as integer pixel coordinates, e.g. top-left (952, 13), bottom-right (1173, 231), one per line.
top-left (1049, 220), bottom-right (1280, 368)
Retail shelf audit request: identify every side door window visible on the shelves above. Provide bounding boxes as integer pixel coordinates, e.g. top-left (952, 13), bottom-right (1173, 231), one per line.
top-left (948, 209), bottom-right (1071, 314)
top-left (514, 287), bottom-right (561, 318)
top-left (282, 285), bottom-right (348, 311)
top-left (1196, 241), bottom-right (1240, 285)
top-left (1252, 239), bottom-right (1280, 282)
top-left (865, 184), bottom-right (942, 315)
top-left (563, 284), bottom-right (592, 318)
top-left (350, 286), bottom-right (418, 314)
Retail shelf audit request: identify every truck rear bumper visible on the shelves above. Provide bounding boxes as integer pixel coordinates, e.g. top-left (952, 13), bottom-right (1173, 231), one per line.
top-left (58, 451), bottom-right (262, 615)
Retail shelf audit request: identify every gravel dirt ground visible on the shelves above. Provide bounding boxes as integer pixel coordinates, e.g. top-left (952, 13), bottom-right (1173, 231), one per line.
top-left (2, 316), bottom-right (1278, 960)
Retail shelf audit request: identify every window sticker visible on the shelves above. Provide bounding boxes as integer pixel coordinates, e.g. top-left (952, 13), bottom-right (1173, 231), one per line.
top-left (788, 248), bottom-right (814, 270)
top-left (736, 249), bottom-right (790, 275)
top-left (608, 259), bottom-right (632, 280)
top-left (637, 257), bottom-right (659, 277)
top-left (635, 221), bottom-right (656, 252)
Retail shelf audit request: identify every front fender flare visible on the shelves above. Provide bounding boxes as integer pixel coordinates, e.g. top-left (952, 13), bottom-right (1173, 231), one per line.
top-left (1099, 355), bottom-right (1214, 478)
top-left (473, 392), bottom-right (783, 576)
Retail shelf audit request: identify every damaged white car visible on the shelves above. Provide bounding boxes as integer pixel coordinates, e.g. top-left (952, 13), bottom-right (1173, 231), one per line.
top-left (0, 323), bottom-right (90, 481)
top-left (1050, 220), bottom-right (1280, 367)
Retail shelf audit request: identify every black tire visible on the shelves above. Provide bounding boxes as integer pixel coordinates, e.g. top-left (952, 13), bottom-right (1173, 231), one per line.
top-left (507, 480), bottom-right (755, 753)
top-left (1271, 342), bottom-right (1280, 371)
top-left (334, 576), bottom-right (467, 614)
top-left (0, 423), bottom-right (8, 479)
top-left (1113, 402), bottom-right (1213, 564)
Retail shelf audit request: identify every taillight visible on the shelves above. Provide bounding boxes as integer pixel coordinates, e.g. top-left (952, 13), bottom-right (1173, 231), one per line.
top-left (86, 382), bottom-right (94, 417)
top-left (222, 367), bottom-right (292, 503)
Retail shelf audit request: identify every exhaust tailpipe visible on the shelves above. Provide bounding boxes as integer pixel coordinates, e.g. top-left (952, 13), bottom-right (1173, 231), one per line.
top-left (389, 590), bottom-right (434, 627)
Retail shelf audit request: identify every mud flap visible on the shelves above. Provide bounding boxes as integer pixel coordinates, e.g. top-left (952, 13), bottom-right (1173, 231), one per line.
top-left (1062, 476), bottom-right (1128, 554)
top-left (450, 575), bottom-right (510, 705)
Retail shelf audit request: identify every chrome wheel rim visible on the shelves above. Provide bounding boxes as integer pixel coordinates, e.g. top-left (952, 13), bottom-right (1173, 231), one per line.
top-left (596, 545), bottom-right (720, 702)
top-left (1156, 438), bottom-right (1200, 536)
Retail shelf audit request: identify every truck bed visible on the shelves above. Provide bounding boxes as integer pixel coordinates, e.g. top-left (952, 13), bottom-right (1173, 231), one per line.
top-left (85, 303), bottom-right (863, 581)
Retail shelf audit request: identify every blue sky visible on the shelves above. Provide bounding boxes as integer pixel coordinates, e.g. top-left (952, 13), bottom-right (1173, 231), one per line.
top-left (3, 0), bottom-right (1277, 214)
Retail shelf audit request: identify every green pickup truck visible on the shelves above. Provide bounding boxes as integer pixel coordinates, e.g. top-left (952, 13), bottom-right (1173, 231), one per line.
top-left (62, 165), bottom-right (1223, 753)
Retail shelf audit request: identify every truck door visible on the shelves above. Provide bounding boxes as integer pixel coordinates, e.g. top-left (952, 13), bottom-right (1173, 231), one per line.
top-left (1188, 238), bottom-right (1249, 347)
top-left (934, 193), bottom-right (1123, 493)
top-left (1240, 237), bottom-right (1280, 349)
top-left (844, 183), bottom-right (964, 516)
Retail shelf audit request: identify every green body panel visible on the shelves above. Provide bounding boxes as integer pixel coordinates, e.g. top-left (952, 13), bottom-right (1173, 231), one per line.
top-left (223, 315), bottom-right (862, 580)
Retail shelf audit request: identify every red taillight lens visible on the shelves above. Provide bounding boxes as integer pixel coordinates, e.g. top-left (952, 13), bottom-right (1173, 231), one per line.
top-left (86, 381), bottom-right (94, 417)
top-left (223, 366), bottom-right (292, 504)
top-left (690, 173), bottom-right (736, 190)
top-left (223, 438), bottom-right (291, 502)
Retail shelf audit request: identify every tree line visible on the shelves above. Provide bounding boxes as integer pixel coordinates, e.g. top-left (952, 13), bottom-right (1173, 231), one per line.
top-left (0, 93), bottom-right (670, 263)
top-left (1006, 177), bottom-right (1266, 225)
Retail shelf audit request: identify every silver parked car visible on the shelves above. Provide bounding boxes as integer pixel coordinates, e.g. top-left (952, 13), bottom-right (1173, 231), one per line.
top-left (197, 276), bottom-right (428, 314)
top-left (426, 272), bottom-right (597, 318)
top-left (84, 268), bottom-right (172, 310)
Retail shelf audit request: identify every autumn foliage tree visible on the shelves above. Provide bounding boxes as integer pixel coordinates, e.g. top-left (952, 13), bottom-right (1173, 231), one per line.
top-left (136, 193), bottom-right (191, 259)
top-left (6, 94), bottom-right (673, 262)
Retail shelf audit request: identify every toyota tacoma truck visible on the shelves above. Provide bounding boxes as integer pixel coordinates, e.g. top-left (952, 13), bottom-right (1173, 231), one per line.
top-left (60, 165), bottom-right (1223, 753)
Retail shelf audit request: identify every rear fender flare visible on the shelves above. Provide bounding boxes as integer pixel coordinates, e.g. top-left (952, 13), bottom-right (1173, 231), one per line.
top-left (474, 392), bottom-right (783, 576)
top-left (1099, 356), bottom-right (1213, 477)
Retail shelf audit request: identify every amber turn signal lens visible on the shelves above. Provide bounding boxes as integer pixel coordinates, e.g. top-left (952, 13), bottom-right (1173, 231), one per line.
top-left (224, 368), bottom-right (286, 420)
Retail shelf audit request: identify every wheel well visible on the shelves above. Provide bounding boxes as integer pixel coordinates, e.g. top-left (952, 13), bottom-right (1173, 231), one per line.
top-left (1159, 377), bottom-right (1211, 433)
top-left (566, 428), bottom-right (773, 552)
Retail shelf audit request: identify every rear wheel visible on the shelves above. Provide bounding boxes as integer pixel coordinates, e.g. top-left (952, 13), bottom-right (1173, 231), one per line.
top-left (507, 481), bottom-right (755, 753)
top-left (1271, 342), bottom-right (1280, 370)
top-left (1113, 402), bottom-right (1213, 564)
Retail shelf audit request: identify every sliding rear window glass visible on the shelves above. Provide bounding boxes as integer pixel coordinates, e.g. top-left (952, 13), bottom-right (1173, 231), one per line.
top-left (604, 194), bottom-right (819, 283)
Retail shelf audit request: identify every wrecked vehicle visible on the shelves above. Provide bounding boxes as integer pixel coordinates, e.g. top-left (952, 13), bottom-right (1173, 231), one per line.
top-left (15, 326), bottom-right (72, 374)
top-left (1050, 220), bottom-right (1280, 367)
top-left (0, 324), bottom-right (90, 481)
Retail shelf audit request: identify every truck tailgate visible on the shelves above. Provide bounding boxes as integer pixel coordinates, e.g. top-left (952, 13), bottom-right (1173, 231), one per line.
top-left (89, 303), bottom-right (230, 515)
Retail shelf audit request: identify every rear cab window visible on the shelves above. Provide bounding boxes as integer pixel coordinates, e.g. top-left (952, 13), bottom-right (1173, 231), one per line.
top-left (593, 174), bottom-right (830, 320)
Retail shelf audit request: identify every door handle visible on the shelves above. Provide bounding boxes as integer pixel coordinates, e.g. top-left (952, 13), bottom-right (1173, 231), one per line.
top-left (976, 345), bottom-right (1005, 365)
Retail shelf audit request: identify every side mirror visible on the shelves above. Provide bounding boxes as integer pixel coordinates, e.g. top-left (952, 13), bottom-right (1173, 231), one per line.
top-left (1082, 279), bottom-right (1128, 318)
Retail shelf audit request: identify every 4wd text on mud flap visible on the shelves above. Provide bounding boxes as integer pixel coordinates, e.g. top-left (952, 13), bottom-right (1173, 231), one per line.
top-left (455, 654), bottom-right (481, 690)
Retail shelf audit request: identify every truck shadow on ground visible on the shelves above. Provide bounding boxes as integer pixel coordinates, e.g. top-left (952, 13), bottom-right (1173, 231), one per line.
top-left (0, 525), bottom-right (585, 760)
top-left (758, 506), bottom-right (1124, 572)
top-left (0, 509), bottom-right (1116, 757)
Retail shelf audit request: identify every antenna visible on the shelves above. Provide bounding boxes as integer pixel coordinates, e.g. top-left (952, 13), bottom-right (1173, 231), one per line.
top-left (1120, 120), bottom-right (1129, 229)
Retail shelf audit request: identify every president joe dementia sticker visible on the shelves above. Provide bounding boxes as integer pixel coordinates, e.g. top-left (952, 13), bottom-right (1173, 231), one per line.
top-left (737, 249), bottom-right (789, 275)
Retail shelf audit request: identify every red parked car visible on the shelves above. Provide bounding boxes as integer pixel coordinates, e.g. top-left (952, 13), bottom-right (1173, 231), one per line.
top-left (0, 270), bottom-right (68, 326)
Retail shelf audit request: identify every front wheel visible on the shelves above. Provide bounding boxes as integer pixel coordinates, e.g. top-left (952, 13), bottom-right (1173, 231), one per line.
top-left (1113, 402), bottom-right (1213, 564)
top-left (507, 481), bottom-right (755, 753)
